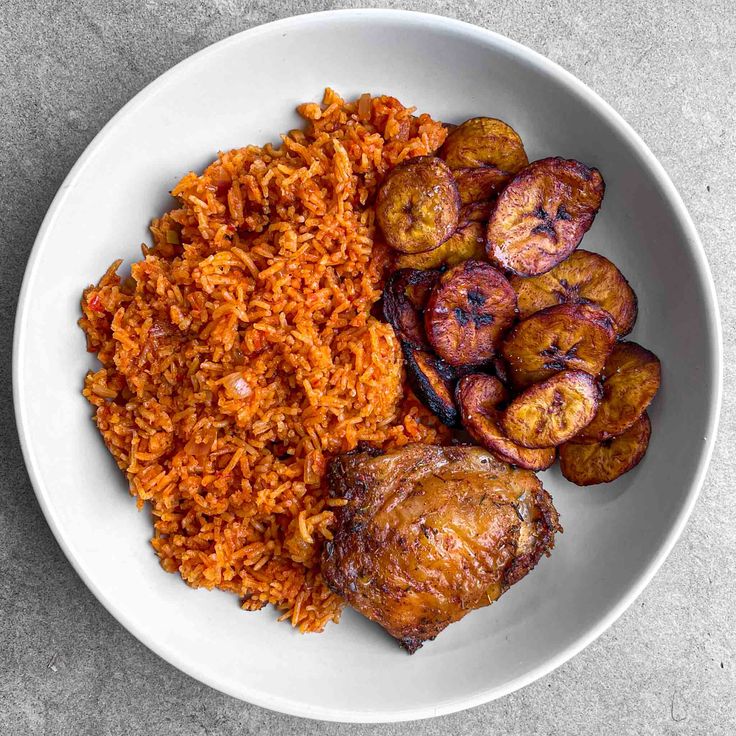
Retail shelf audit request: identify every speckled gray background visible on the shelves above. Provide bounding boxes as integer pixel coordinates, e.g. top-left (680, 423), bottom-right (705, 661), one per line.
top-left (1, 1), bottom-right (735, 734)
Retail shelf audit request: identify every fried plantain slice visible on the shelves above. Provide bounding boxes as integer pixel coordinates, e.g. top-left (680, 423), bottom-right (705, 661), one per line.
top-left (501, 370), bottom-right (602, 448)
top-left (402, 344), bottom-right (458, 426)
top-left (376, 156), bottom-right (461, 254)
top-left (501, 303), bottom-right (616, 388)
top-left (459, 200), bottom-right (494, 225)
top-left (457, 373), bottom-right (556, 470)
top-left (395, 221), bottom-right (486, 270)
top-left (560, 412), bottom-right (651, 485)
top-left (425, 260), bottom-right (518, 366)
top-left (510, 250), bottom-right (637, 336)
top-left (454, 166), bottom-right (512, 205)
top-left (440, 118), bottom-right (528, 174)
top-left (486, 157), bottom-right (605, 276)
top-left (493, 356), bottom-right (511, 386)
top-left (382, 268), bottom-right (440, 349)
top-left (574, 341), bottom-right (661, 442)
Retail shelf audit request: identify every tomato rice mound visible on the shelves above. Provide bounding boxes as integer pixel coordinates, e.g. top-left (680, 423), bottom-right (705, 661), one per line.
top-left (79, 90), bottom-right (450, 631)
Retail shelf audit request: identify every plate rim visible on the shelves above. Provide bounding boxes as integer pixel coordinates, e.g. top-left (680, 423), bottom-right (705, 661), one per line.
top-left (12, 8), bottom-right (724, 723)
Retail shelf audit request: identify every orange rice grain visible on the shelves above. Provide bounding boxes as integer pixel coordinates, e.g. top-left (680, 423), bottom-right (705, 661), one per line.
top-left (79, 90), bottom-right (449, 632)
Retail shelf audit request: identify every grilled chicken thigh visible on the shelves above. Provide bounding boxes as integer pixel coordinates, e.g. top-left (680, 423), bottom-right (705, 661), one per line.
top-left (321, 443), bottom-right (560, 652)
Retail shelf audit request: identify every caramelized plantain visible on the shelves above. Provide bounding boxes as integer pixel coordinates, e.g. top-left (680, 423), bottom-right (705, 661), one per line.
top-left (376, 156), bottom-right (461, 254)
top-left (440, 118), bottom-right (528, 174)
top-left (459, 201), bottom-right (494, 225)
top-left (510, 250), bottom-right (637, 336)
top-left (403, 344), bottom-right (458, 426)
top-left (454, 166), bottom-right (512, 205)
top-left (574, 341), bottom-right (661, 442)
top-left (487, 157), bottom-right (605, 276)
top-left (457, 374), bottom-right (556, 470)
top-left (501, 303), bottom-right (616, 388)
top-left (382, 269), bottom-right (440, 349)
top-left (425, 260), bottom-right (518, 366)
top-left (560, 413), bottom-right (651, 485)
top-left (492, 356), bottom-right (511, 386)
top-left (395, 221), bottom-right (486, 270)
top-left (501, 370), bottom-right (602, 448)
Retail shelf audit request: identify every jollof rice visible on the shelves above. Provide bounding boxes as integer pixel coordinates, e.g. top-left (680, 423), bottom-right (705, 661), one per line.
top-left (79, 90), bottom-right (449, 631)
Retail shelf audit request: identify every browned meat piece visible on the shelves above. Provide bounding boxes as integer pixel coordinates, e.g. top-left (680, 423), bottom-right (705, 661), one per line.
top-left (321, 444), bottom-right (561, 652)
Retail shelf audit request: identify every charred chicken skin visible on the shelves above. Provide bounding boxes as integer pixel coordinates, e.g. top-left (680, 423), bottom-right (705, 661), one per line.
top-left (321, 444), bottom-right (561, 652)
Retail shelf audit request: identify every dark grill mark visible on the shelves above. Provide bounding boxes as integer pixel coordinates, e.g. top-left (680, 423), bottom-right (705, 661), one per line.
top-left (540, 340), bottom-right (579, 370)
top-left (531, 222), bottom-right (557, 238)
top-left (467, 288), bottom-right (487, 307)
top-left (454, 307), bottom-right (470, 326)
top-left (474, 314), bottom-right (495, 327)
top-left (456, 297), bottom-right (495, 329)
top-left (556, 204), bottom-right (572, 220)
top-left (531, 202), bottom-right (568, 239)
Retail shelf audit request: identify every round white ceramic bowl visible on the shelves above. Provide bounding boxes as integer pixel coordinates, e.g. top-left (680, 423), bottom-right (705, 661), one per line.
top-left (14, 9), bottom-right (722, 723)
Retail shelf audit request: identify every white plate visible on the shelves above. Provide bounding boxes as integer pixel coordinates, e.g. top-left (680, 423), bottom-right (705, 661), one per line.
top-left (13, 9), bottom-right (722, 723)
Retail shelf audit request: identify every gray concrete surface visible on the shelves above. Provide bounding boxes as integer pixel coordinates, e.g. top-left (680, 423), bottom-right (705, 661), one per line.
top-left (1, 1), bottom-right (734, 734)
